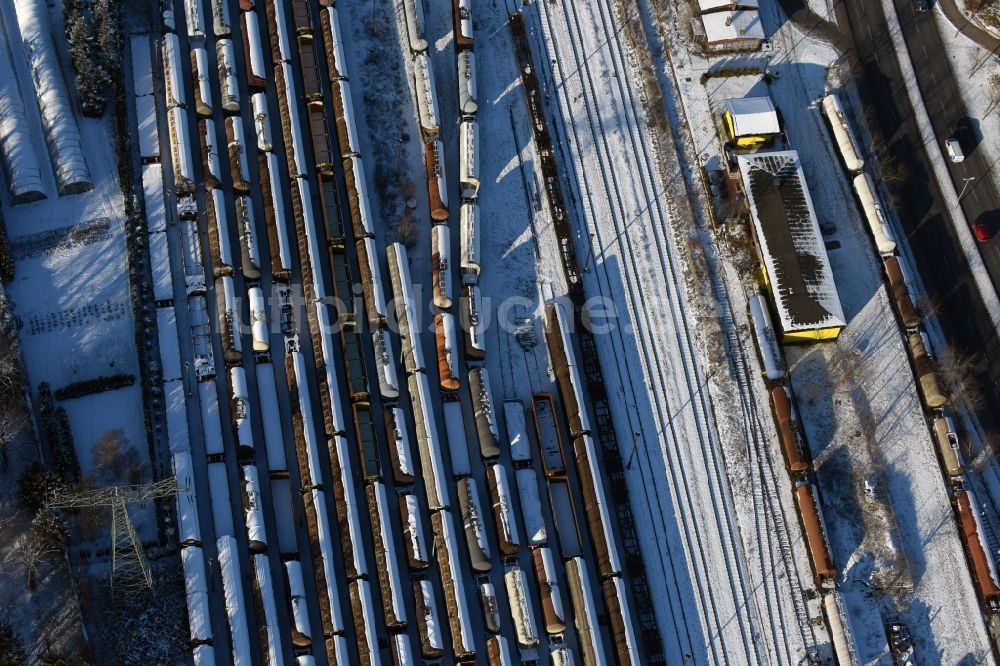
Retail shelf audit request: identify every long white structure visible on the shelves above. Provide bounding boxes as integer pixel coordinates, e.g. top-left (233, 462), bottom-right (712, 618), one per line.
top-left (0, 17), bottom-right (43, 202)
top-left (13, 0), bottom-right (91, 194)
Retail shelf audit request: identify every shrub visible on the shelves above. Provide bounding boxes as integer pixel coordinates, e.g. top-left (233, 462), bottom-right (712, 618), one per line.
top-left (54, 374), bottom-right (135, 401)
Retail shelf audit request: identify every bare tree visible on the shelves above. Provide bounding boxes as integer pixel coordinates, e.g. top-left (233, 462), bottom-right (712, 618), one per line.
top-left (92, 430), bottom-right (142, 485)
top-left (0, 409), bottom-right (25, 473)
top-left (938, 346), bottom-right (987, 412)
top-left (5, 511), bottom-right (65, 591)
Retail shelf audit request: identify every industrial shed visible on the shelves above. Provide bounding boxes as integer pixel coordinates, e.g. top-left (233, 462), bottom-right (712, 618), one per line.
top-left (737, 151), bottom-right (845, 342)
top-left (698, 10), bottom-right (765, 52)
top-left (723, 96), bottom-right (780, 146)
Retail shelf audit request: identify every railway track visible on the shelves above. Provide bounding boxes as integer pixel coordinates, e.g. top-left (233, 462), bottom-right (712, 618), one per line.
top-left (518, 0), bottom-right (822, 662)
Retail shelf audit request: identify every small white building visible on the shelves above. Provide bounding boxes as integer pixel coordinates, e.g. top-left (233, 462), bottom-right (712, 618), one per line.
top-left (723, 96), bottom-right (781, 146)
top-left (700, 10), bottom-right (765, 52)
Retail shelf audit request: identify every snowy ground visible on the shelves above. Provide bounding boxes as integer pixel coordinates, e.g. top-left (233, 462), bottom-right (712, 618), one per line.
top-left (642, 0), bottom-right (992, 661)
top-left (0, 0), bottom-right (160, 661)
top-left (0, 1), bottom-right (148, 492)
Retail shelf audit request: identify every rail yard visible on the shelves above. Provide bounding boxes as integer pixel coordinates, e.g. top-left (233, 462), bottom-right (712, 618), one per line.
top-left (0, 0), bottom-right (998, 663)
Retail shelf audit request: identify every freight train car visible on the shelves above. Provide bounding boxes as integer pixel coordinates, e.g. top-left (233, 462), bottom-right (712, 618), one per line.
top-left (573, 434), bottom-right (622, 579)
top-left (285, 560), bottom-right (313, 647)
top-left (883, 256), bottom-right (921, 330)
top-left (932, 415), bottom-right (964, 478)
top-left (795, 481), bottom-right (836, 588)
top-left (190, 47), bottom-right (213, 117)
top-left (432, 510), bottom-right (476, 659)
top-left (487, 464), bottom-right (522, 557)
top-left (205, 187), bottom-right (232, 276)
top-left (240, 464), bottom-right (267, 552)
top-left (457, 477), bottom-right (492, 572)
top-left (424, 140), bottom-right (449, 221)
top-left (353, 402), bottom-right (382, 480)
top-left (544, 301), bottom-right (591, 438)
top-left (505, 566), bottom-right (540, 648)
top-left (259, 153), bottom-right (294, 281)
top-left (320, 8), bottom-right (348, 80)
top-left (432, 224), bottom-right (454, 308)
top-left (225, 117), bottom-right (250, 192)
top-left (566, 557), bottom-right (607, 666)
top-left (453, 0), bottom-right (473, 50)
top-left (414, 580), bottom-right (445, 658)
top-left (217, 535), bottom-right (253, 664)
top-left (470, 367), bottom-right (501, 458)
top-left (235, 197), bottom-right (262, 279)
top-left (461, 285), bottom-right (487, 360)
top-left (852, 172), bottom-right (896, 256)
top-left (533, 393), bottom-right (566, 478)
top-left (748, 293), bottom-right (785, 382)
top-left (907, 332), bottom-right (946, 409)
top-left (459, 120), bottom-right (479, 199)
top-left (460, 202), bottom-right (481, 284)
top-left (373, 328), bottom-right (401, 400)
top-left (956, 489), bottom-right (1000, 605)
top-left (344, 156), bottom-right (376, 237)
top-left (349, 579), bottom-right (380, 666)
top-left (400, 493), bottom-right (430, 569)
top-left (457, 51), bottom-right (478, 115)
top-left (241, 11), bottom-right (268, 91)
top-left (357, 236), bottom-right (389, 326)
top-left (308, 105), bottom-right (334, 178)
top-left (367, 482), bottom-right (408, 630)
top-left (603, 577), bottom-right (640, 664)
top-left (408, 372), bottom-right (450, 509)
top-left (533, 547), bottom-right (567, 634)
top-left (505, 400), bottom-right (532, 464)
top-left (181, 547), bottom-right (213, 644)
top-left (403, 0), bottom-right (428, 53)
top-left (516, 467), bottom-right (548, 547)
top-left (414, 53), bottom-right (440, 138)
top-left (162, 32), bottom-right (186, 109)
top-left (436, 313), bottom-right (461, 391)
top-left (388, 243), bottom-right (427, 374)
top-left (770, 385), bottom-right (810, 474)
top-left (331, 79), bottom-right (361, 158)
top-left (821, 93), bottom-right (864, 173)
top-left (443, 400), bottom-right (472, 478)
top-left (386, 407), bottom-right (416, 484)
top-left (216, 39), bottom-right (241, 113)
top-left (480, 582), bottom-right (501, 634)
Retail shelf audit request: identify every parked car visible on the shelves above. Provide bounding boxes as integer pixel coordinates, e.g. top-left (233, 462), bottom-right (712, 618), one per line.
top-left (972, 217), bottom-right (992, 243)
top-left (916, 0), bottom-right (929, 11)
top-left (945, 137), bottom-right (965, 163)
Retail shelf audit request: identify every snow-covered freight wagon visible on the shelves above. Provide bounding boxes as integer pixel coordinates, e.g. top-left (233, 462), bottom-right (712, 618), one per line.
top-left (403, 0), bottom-right (428, 53)
top-left (241, 464), bottom-right (267, 552)
top-left (460, 202), bottom-right (481, 284)
top-left (400, 494), bottom-right (430, 570)
top-left (388, 243), bottom-right (427, 374)
top-left (181, 546), bottom-right (213, 644)
top-left (414, 580), bottom-right (444, 658)
top-left (487, 464), bottom-right (522, 557)
top-left (408, 373), bottom-right (450, 510)
top-left (459, 120), bottom-right (479, 199)
top-left (544, 301), bottom-right (591, 438)
top-left (431, 510), bottom-right (476, 659)
top-left (235, 197), bottom-right (262, 279)
top-left (320, 8), bottom-right (349, 80)
top-left (457, 477), bottom-right (491, 572)
top-left (216, 40), bottom-right (241, 113)
top-left (573, 435), bottom-right (622, 579)
top-left (217, 535), bottom-right (253, 664)
top-left (769, 385), bottom-right (810, 474)
top-left (821, 93), bottom-right (864, 173)
top-left (432, 224), bottom-right (454, 309)
top-left (366, 482), bottom-right (408, 630)
top-left (566, 557), bottom-right (607, 666)
top-left (794, 481), bottom-right (836, 589)
top-left (423, 140), bottom-right (449, 221)
top-left (852, 173), bottom-right (896, 256)
top-left (229, 366), bottom-right (255, 457)
top-left (435, 314), bottom-right (460, 392)
top-left (505, 566), bottom-right (540, 648)
top-left (373, 329), bottom-right (401, 400)
top-left (469, 367), bottom-right (500, 458)
top-left (386, 408), bottom-right (415, 484)
top-left (225, 117), bottom-right (251, 193)
top-left (190, 47), bottom-right (213, 117)
top-left (461, 285), bottom-right (487, 360)
top-left (533, 547), bottom-right (567, 634)
top-left (457, 51), bottom-right (478, 115)
top-left (251, 93), bottom-right (273, 152)
top-left (442, 400), bottom-right (472, 478)
top-left (414, 54), bottom-right (441, 138)
top-left (241, 11), bottom-right (268, 91)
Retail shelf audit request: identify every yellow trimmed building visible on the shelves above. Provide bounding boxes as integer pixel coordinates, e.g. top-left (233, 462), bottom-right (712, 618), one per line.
top-left (724, 96), bottom-right (781, 147)
top-left (737, 151), bottom-right (845, 343)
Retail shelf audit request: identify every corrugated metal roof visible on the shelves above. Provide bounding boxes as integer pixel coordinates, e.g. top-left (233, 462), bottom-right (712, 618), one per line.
top-left (738, 151), bottom-right (845, 334)
top-left (725, 96), bottom-right (780, 136)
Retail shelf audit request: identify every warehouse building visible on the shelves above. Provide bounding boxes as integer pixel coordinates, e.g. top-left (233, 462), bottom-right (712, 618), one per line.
top-left (737, 151), bottom-right (845, 342)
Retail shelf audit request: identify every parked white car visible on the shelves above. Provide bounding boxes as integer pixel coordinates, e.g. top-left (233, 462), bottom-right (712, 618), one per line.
top-left (945, 137), bottom-right (965, 163)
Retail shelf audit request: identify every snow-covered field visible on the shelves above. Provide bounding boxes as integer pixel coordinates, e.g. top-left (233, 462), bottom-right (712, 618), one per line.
top-left (0, 1), bottom-right (147, 487)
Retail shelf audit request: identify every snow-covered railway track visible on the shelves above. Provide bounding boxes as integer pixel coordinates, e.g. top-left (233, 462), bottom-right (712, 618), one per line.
top-left (526, 1), bottom-right (808, 662)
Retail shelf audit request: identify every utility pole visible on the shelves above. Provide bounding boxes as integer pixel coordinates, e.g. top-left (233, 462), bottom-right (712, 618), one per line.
top-left (48, 477), bottom-right (179, 596)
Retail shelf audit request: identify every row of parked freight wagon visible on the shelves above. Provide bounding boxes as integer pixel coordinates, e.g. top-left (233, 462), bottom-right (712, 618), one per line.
top-left (401, 1), bottom-right (643, 662)
top-left (743, 92), bottom-right (1000, 664)
top-left (822, 92), bottom-right (1000, 629)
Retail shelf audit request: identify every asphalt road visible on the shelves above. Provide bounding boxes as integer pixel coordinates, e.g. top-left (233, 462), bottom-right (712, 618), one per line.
top-left (827, 0), bottom-right (1000, 429)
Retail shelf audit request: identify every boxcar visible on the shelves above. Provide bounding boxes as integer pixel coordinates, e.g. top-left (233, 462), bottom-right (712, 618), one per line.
top-left (386, 407), bottom-right (416, 485)
top-left (533, 547), bottom-right (567, 634)
top-left (414, 579), bottom-right (445, 657)
top-left (399, 493), bottom-right (430, 569)
top-left (794, 481), bottom-right (836, 588)
top-left (769, 385), bottom-right (810, 474)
